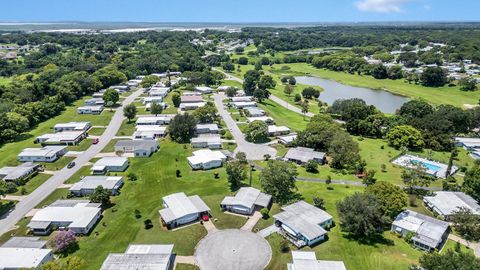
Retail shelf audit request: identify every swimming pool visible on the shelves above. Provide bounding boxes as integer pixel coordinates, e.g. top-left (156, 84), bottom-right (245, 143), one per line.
top-left (392, 154), bottom-right (456, 179)
top-left (411, 160), bottom-right (442, 172)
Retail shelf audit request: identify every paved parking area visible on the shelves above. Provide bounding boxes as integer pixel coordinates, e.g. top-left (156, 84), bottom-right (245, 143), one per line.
top-left (195, 229), bottom-right (272, 270)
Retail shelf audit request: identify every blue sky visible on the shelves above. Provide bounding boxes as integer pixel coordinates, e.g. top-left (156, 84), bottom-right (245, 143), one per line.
top-left (1, 0), bottom-right (479, 22)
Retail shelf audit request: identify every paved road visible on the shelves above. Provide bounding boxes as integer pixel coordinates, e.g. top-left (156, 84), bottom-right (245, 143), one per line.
top-left (0, 88), bottom-right (144, 237)
top-left (214, 68), bottom-right (314, 117)
top-left (212, 93), bottom-right (276, 160)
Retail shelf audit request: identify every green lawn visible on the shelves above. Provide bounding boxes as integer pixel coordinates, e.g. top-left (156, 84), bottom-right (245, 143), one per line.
top-left (38, 156), bottom-right (75, 171)
top-left (101, 139), bottom-right (122, 153)
top-left (277, 63), bottom-right (480, 108)
top-left (257, 99), bottom-right (310, 132)
top-left (0, 96), bottom-right (114, 167)
top-left (12, 173), bottom-right (51, 195)
top-left (116, 119), bottom-right (136, 136)
top-left (264, 182), bottom-right (423, 270)
top-left (67, 139), bottom-right (93, 152)
top-left (65, 165), bottom-right (93, 184)
top-left (88, 127), bottom-right (106, 136)
top-left (35, 188), bottom-right (70, 208)
top-left (223, 142), bottom-right (237, 153)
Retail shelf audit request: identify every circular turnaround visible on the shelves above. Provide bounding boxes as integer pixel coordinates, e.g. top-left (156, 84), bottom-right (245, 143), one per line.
top-left (195, 229), bottom-right (272, 270)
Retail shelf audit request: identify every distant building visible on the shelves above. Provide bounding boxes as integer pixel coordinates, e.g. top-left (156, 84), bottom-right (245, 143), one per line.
top-left (278, 134), bottom-right (297, 146)
top-left (136, 115), bottom-right (173, 125)
top-left (53, 122), bottom-right (91, 133)
top-left (195, 86), bottom-right (213, 94)
top-left (159, 192), bottom-right (211, 229)
top-left (423, 191), bottom-right (480, 220)
top-left (18, 146), bottom-right (67, 163)
top-left (114, 140), bottom-right (159, 157)
top-left (284, 147), bottom-right (326, 165)
top-left (28, 200), bottom-right (102, 235)
top-left (287, 251), bottom-right (346, 270)
top-left (187, 149), bottom-right (227, 170)
top-left (392, 210), bottom-right (449, 252)
top-left (91, 157), bottom-right (129, 175)
top-left (69, 176), bottom-right (124, 196)
top-left (231, 96), bottom-right (253, 102)
top-left (77, 105), bottom-right (104, 114)
top-left (232, 101), bottom-right (257, 109)
top-left (101, 244), bottom-right (174, 270)
top-left (268, 125), bottom-right (291, 136)
top-left (274, 201), bottom-right (333, 247)
top-left (196, 124), bottom-right (219, 134)
top-left (180, 95), bottom-right (204, 103)
top-left (247, 116), bottom-right (275, 125)
top-left (180, 102), bottom-right (206, 111)
top-left (244, 107), bottom-right (265, 117)
top-left (0, 237), bottom-right (53, 269)
top-left (0, 162), bottom-right (40, 182)
top-left (220, 187), bottom-right (272, 215)
top-left (134, 126), bottom-right (167, 139)
top-left (84, 98), bottom-right (105, 106)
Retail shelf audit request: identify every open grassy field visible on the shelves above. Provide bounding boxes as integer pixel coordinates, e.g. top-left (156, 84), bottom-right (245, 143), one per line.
top-left (12, 173), bottom-right (51, 195)
top-left (274, 63), bottom-right (480, 107)
top-left (257, 99), bottom-right (310, 132)
top-left (0, 96), bottom-right (114, 168)
top-left (67, 139), bottom-right (93, 152)
top-left (116, 119), bottom-right (136, 136)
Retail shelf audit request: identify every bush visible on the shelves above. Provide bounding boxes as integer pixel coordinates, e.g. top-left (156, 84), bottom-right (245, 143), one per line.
top-left (49, 230), bottom-right (77, 254)
top-left (176, 169), bottom-right (181, 177)
top-left (294, 93), bottom-right (302, 102)
top-left (144, 219), bottom-right (153, 229)
top-left (134, 209), bottom-right (141, 219)
top-left (280, 239), bottom-right (290, 253)
top-left (260, 208), bottom-right (270, 219)
top-left (301, 87), bottom-right (320, 99)
top-left (313, 197), bottom-right (326, 210)
top-left (304, 160), bottom-right (319, 173)
top-left (127, 172), bottom-right (138, 181)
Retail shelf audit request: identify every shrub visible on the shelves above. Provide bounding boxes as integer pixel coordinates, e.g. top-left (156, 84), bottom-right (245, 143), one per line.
top-left (294, 93), bottom-right (302, 102)
top-left (280, 239), bottom-right (290, 253)
top-left (176, 169), bottom-right (181, 177)
top-left (144, 219), bottom-right (153, 229)
top-left (49, 230), bottom-right (77, 254)
top-left (304, 160), bottom-right (319, 173)
top-left (260, 208), bottom-right (270, 219)
top-left (313, 197), bottom-right (326, 210)
top-left (127, 172), bottom-right (138, 181)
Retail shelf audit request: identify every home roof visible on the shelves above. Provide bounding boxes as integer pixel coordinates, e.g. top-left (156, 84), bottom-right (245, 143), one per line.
top-left (136, 115), bottom-right (173, 125)
top-left (19, 146), bottom-right (66, 158)
top-left (53, 122), bottom-right (90, 130)
top-left (274, 201), bottom-right (332, 241)
top-left (196, 124), bottom-right (219, 131)
top-left (0, 247), bottom-right (52, 269)
top-left (187, 149), bottom-right (226, 165)
top-left (247, 116), bottom-right (274, 123)
top-left (221, 187), bottom-right (272, 209)
top-left (424, 191), bottom-right (480, 216)
top-left (0, 162), bottom-right (39, 181)
top-left (393, 210), bottom-right (449, 249)
top-left (159, 192), bottom-right (210, 223)
top-left (289, 251), bottom-right (347, 270)
top-left (114, 140), bottom-right (158, 150)
top-left (28, 200), bottom-right (101, 229)
top-left (2, 237), bottom-right (47, 249)
top-left (78, 105), bottom-right (103, 110)
top-left (93, 157), bottom-right (129, 168)
top-left (191, 134), bottom-right (222, 144)
top-left (285, 147), bottom-right (326, 163)
top-left (245, 107), bottom-right (265, 115)
top-left (101, 254), bottom-right (171, 270)
top-left (268, 125), bottom-right (290, 133)
top-left (278, 134), bottom-right (297, 143)
top-left (69, 176), bottom-right (123, 192)
top-left (181, 95), bottom-right (204, 103)
top-left (36, 131), bottom-right (85, 143)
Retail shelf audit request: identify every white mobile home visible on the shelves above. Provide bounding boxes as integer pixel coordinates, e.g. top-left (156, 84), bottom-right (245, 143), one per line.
top-left (288, 251), bottom-right (346, 270)
top-left (221, 187), bottom-right (272, 215)
top-left (187, 149), bottom-right (227, 170)
top-left (0, 162), bottom-right (40, 182)
top-left (196, 124), bottom-right (219, 134)
top-left (114, 140), bottom-right (159, 157)
top-left (77, 105), bottom-right (104, 114)
top-left (18, 146), bottom-right (67, 163)
top-left (53, 122), bottom-right (91, 133)
top-left (136, 115), bottom-right (173, 125)
top-left (134, 126), bottom-right (167, 139)
top-left (69, 176), bottom-right (124, 196)
top-left (28, 200), bottom-right (102, 235)
top-left (85, 98), bottom-right (105, 106)
top-left (423, 191), bottom-right (480, 220)
top-left (284, 147), bottom-right (326, 165)
top-left (91, 157), bottom-right (129, 175)
top-left (36, 131), bottom-right (86, 145)
top-left (159, 192), bottom-right (211, 229)
top-left (101, 244), bottom-right (174, 270)
top-left (191, 134), bottom-right (222, 149)
top-left (268, 125), bottom-right (291, 136)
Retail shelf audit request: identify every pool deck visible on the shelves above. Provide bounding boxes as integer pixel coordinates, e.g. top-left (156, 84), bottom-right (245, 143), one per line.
top-left (392, 154), bottom-right (458, 179)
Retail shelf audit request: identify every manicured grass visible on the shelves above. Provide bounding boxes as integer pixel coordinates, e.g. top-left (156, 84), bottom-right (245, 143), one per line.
top-left (35, 188), bottom-right (70, 208)
top-left (0, 217), bottom-right (30, 245)
top-left (176, 264), bottom-right (200, 270)
top-left (257, 99), bottom-right (310, 132)
top-left (38, 156), bottom-right (75, 171)
top-left (278, 63), bottom-right (480, 107)
top-left (116, 119), bottom-right (136, 136)
top-left (223, 142), bottom-right (237, 153)
top-left (12, 173), bottom-right (51, 195)
top-left (67, 139), bottom-right (93, 152)
top-left (88, 127), bottom-right (106, 136)
top-left (0, 96), bottom-right (114, 168)
top-left (58, 140), bottom-right (255, 269)
top-left (64, 165), bottom-right (93, 184)
top-left (221, 80), bottom-right (243, 89)
top-left (101, 139), bottom-right (122, 153)
top-left (203, 195), bottom-right (247, 230)
top-left (442, 239), bottom-right (474, 255)
top-left (265, 182), bottom-right (423, 270)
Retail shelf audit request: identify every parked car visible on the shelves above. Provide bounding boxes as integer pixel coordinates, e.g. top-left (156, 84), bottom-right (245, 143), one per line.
top-left (67, 162), bottom-right (76, 169)
top-left (93, 138), bottom-right (99, 144)
top-left (202, 214), bottom-right (209, 221)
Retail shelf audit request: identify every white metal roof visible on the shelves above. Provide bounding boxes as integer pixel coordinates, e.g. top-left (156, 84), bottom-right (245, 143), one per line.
top-left (2, 237), bottom-right (47, 249)
top-left (93, 157), bottom-right (129, 167)
top-left (0, 247), bottom-right (52, 269)
top-left (36, 131), bottom-right (85, 143)
top-left (268, 125), bottom-right (290, 134)
top-left (274, 201), bottom-right (332, 241)
top-left (69, 176), bottom-right (123, 192)
top-left (78, 105), bottom-right (103, 111)
top-left (0, 163), bottom-right (39, 181)
top-left (289, 251), bottom-right (347, 270)
top-left (53, 122), bottom-right (90, 130)
top-left (125, 244), bottom-right (173, 255)
top-left (221, 187), bottom-right (271, 209)
top-left (191, 134), bottom-right (222, 144)
top-left (159, 192), bottom-right (211, 223)
top-left (18, 146), bottom-right (66, 158)
top-left (424, 191), bottom-right (480, 216)
top-left (187, 149), bottom-right (226, 166)
top-left (285, 147), bottom-right (326, 163)
top-left (29, 200), bottom-right (101, 229)
top-left (100, 254), bottom-right (170, 270)
top-left (247, 116), bottom-right (274, 123)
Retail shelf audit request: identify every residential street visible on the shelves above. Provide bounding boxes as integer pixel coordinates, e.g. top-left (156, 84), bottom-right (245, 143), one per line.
top-left (212, 93), bottom-right (276, 160)
top-left (0, 88), bottom-right (144, 237)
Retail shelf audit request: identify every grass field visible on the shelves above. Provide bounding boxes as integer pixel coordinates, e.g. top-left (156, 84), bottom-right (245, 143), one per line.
top-left (88, 127), bottom-right (106, 136)
top-left (275, 63), bottom-right (480, 107)
top-left (38, 156), bottom-right (75, 171)
top-left (67, 139), bottom-right (93, 152)
top-left (101, 139), bottom-right (122, 153)
top-left (116, 119), bottom-right (136, 136)
top-left (257, 99), bottom-right (310, 131)
top-left (12, 173), bottom-right (51, 195)
top-left (0, 96), bottom-right (114, 168)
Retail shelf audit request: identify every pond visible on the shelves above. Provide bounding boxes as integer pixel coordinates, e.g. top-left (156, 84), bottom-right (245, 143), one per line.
top-left (295, 76), bottom-right (409, 114)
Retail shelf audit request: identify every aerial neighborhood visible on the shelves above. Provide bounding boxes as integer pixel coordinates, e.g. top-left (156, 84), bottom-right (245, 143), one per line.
top-left (1, 13), bottom-right (480, 270)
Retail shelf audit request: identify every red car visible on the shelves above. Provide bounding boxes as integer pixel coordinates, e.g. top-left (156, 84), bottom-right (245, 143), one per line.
top-left (201, 214), bottom-right (209, 221)
top-left (92, 138), bottom-right (99, 144)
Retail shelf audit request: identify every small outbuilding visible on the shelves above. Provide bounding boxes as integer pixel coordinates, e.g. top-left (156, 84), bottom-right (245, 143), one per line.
top-left (69, 176), bottom-right (124, 196)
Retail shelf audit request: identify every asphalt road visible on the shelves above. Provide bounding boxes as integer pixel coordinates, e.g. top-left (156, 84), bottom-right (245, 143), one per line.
top-left (0, 88), bottom-right (144, 237)
top-left (213, 93), bottom-right (276, 160)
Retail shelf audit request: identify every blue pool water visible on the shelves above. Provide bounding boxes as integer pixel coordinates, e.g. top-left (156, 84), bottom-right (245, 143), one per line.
top-left (411, 160), bottom-right (441, 172)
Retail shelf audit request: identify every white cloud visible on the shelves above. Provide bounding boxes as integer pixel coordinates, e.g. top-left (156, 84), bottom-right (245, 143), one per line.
top-left (355, 0), bottom-right (412, 13)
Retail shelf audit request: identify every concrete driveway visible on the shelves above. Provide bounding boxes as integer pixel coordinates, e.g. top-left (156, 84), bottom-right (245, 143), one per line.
top-left (195, 229), bottom-right (272, 270)
top-left (0, 88), bottom-right (144, 237)
top-left (212, 93), bottom-right (276, 160)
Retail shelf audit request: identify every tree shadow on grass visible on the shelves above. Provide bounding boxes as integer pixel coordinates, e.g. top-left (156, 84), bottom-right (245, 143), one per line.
top-left (343, 232), bottom-right (394, 247)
